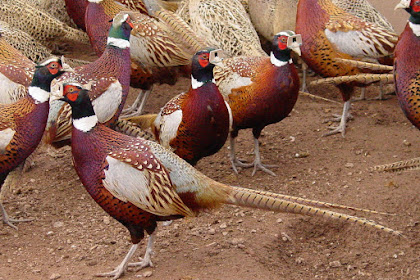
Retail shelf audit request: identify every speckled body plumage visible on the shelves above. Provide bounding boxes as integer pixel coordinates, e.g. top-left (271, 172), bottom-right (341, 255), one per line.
top-left (0, 96), bottom-right (48, 184)
top-left (155, 82), bottom-right (230, 165)
top-left (64, 0), bottom-right (89, 31)
top-left (296, 0), bottom-right (397, 97)
top-left (46, 14), bottom-right (132, 145)
top-left (0, 57), bottom-right (68, 229)
top-left (221, 56), bottom-right (299, 135)
top-left (296, 0), bottom-right (397, 136)
top-left (71, 125), bottom-right (185, 243)
top-left (0, 35), bottom-right (35, 103)
top-left (85, 0), bottom-right (203, 91)
top-left (394, 2), bottom-right (420, 129)
top-left (61, 82), bottom-right (401, 279)
top-left (214, 31), bottom-right (300, 175)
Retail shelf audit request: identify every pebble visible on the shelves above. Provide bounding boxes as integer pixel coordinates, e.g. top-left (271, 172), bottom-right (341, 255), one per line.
top-left (345, 163), bottom-right (354, 168)
top-left (276, 218), bottom-right (283, 223)
top-left (53, 222), bottom-right (64, 228)
top-left (329, 261), bottom-right (342, 268)
top-left (142, 270), bottom-right (153, 277)
top-left (208, 228), bottom-right (216, 235)
top-left (103, 216), bottom-right (110, 225)
top-left (49, 273), bottom-right (61, 280)
top-left (230, 238), bottom-right (245, 245)
top-left (219, 223), bottom-right (227, 229)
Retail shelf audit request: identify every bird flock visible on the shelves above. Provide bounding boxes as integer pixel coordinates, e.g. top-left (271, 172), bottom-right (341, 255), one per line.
top-left (0, 0), bottom-right (417, 279)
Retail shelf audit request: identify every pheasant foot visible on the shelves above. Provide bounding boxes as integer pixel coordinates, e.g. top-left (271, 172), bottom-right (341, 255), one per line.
top-left (249, 137), bottom-right (276, 176)
top-left (1, 202), bottom-right (33, 230)
top-left (96, 232), bottom-right (155, 279)
top-left (129, 231), bottom-right (155, 271)
top-left (323, 100), bottom-right (351, 137)
top-left (121, 90), bottom-right (151, 118)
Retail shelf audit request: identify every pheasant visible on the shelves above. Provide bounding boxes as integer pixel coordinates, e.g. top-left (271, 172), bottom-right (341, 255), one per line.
top-left (177, 0), bottom-right (267, 57)
top-left (0, 57), bottom-right (70, 229)
top-left (84, 0), bottom-right (205, 117)
top-left (45, 12), bottom-right (133, 146)
top-left (371, 0), bottom-right (420, 172)
top-left (128, 48), bottom-right (231, 165)
top-left (213, 31), bottom-right (301, 176)
top-left (0, 0), bottom-right (90, 51)
top-left (58, 81), bottom-right (401, 279)
top-left (0, 33), bottom-right (35, 103)
top-left (295, 0), bottom-right (398, 136)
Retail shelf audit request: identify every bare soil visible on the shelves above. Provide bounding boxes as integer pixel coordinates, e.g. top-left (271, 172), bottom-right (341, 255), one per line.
top-left (1, 2), bottom-right (419, 279)
top-left (0, 74), bottom-right (419, 280)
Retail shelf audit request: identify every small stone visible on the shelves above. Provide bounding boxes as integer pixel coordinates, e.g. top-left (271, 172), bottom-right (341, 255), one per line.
top-left (49, 273), bottom-right (61, 280)
top-left (103, 216), bottom-right (110, 225)
top-left (53, 222), bottom-right (64, 228)
top-left (295, 257), bottom-right (304, 264)
top-left (276, 218), bottom-right (283, 223)
top-left (7, 259), bottom-right (12, 263)
top-left (142, 270), bottom-right (153, 277)
top-left (219, 223), bottom-right (227, 229)
top-left (250, 229), bottom-right (257, 234)
top-left (46, 231), bottom-right (54, 236)
top-left (208, 228), bottom-right (216, 235)
top-left (403, 140), bottom-right (411, 146)
top-left (222, 231), bottom-right (228, 236)
top-left (230, 238), bottom-right (245, 245)
top-left (345, 163), bottom-right (354, 168)
top-left (329, 261), bottom-right (342, 268)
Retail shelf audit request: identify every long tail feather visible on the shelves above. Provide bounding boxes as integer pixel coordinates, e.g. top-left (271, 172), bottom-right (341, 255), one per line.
top-left (310, 74), bottom-right (393, 86)
top-left (336, 58), bottom-right (393, 72)
top-left (114, 119), bottom-right (155, 140)
top-left (370, 157), bottom-right (420, 173)
top-left (240, 188), bottom-right (394, 215)
top-left (122, 114), bottom-right (158, 130)
top-left (299, 91), bottom-right (341, 105)
top-left (226, 186), bottom-right (402, 237)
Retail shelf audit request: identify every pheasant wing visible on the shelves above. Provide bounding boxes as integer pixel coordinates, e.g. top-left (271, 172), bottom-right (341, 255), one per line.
top-left (103, 145), bottom-right (194, 218)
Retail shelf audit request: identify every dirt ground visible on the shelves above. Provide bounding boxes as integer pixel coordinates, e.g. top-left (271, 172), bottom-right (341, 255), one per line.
top-left (1, 2), bottom-right (420, 280)
top-left (1, 74), bottom-right (419, 280)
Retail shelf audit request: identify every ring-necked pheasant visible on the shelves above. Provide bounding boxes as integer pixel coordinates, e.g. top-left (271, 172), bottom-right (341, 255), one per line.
top-left (58, 81), bottom-right (401, 279)
top-left (213, 31), bottom-right (301, 176)
top-left (177, 0), bottom-right (267, 57)
top-left (45, 12), bottom-right (133, 146)
top-left (0, 56), bottom-right (70, 229)
top-left (371, 0), bottom-right (420, 172)
top-left (128, 48), bottom-right (231, 165)
top-left (84, 0), bottom-right (205, 117)
top-left (295, 0), bottom-right (398, 136)
top-left (0, 33), bottom-right (35, 103)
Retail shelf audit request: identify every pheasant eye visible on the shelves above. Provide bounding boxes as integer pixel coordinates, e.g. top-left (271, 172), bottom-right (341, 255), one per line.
top-left (48, 62), bottom-right (60, 74)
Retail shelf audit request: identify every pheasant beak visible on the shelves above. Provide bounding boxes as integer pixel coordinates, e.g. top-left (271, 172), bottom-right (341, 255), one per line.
top-left (209, 49), bottom-right (225, 65)
top-left (287, 34), bottom-right (302, 56)
top-left (395, 0), bottom-right (410, 10)
top-left (60, 56), bottom-right (75, 73)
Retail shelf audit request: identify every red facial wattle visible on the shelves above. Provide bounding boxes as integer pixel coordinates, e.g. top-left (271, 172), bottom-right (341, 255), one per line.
top-left (64, 85), bottom-right (80, 102)
top-left (414, 4), bottom-right (420, 13)
top-left (199, 58), bottom-right (209, 68)
top-left (278, 36), bottom-right (288, 51)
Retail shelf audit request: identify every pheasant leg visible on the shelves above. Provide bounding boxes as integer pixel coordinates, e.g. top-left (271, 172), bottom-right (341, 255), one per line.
top-left (249, 137), bottom-right (277, 177)
top-left (1, 202), bottom-right (32, 230)
top-left (121, 90), bottom-right (151, 118)
top-left (96, 232), bottom-right (156, 279)
top-left (229, 136), bottom-right (252, 174)
top-left (96, 243), bottom-right (139, 279)
top-left (323, 100), bottom-right (352, 137)
top-left (128, 231), bottom-right (155, 270)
